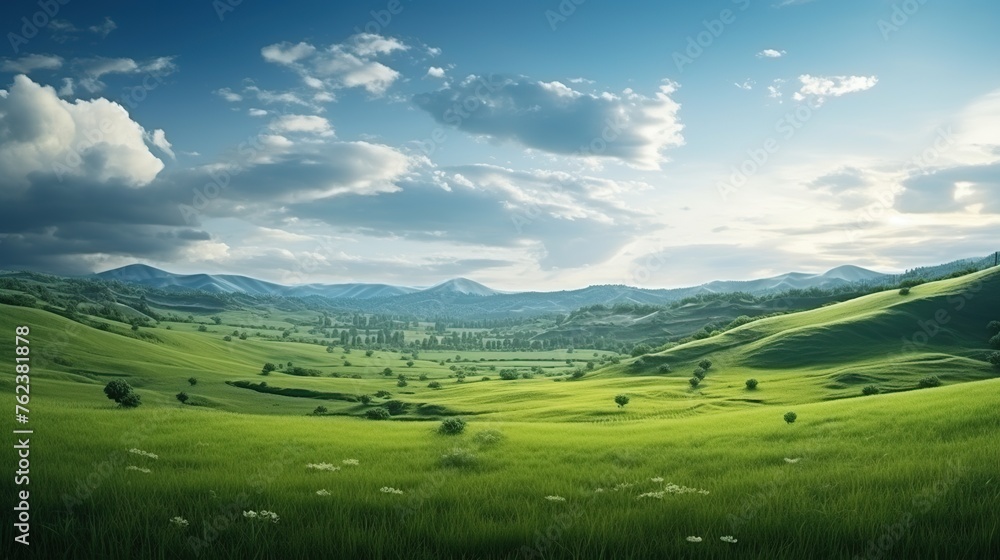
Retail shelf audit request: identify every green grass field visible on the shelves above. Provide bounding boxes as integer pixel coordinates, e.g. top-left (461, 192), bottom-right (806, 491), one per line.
top-left (3, 269), bottom-right (1000, 558)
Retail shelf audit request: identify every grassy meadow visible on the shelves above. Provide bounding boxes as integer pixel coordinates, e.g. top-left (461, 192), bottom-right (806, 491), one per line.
top-left (2, 268), bottom-right (1000, 558)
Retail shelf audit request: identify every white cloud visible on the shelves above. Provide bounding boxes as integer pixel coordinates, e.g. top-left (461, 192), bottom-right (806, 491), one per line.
top-left (150, 129), bottom-right (175, 159)
top-left (0, 75), bottom-right (163, 188)
top-left (215, 87), bottom-right (243, 102)
top-left (426, 46), bottom-right (442, 57)
top-left (269, 114), bottom-right (335, 137)
top-left (1, 54), bottom-right (63, 73)
top-left (757, 49), bottom-right (786, 58)
top-left (735, 79), bottom-right (754, 91)
top-left (414, 76), bottom-right (684, 170)
top-left (248, 108), bottom-right (268, 117)
top-left (426, 66), bottom-right (446, 79)
top-left (89, 17), bottom-right (117, 38)
top-left (77, 56), bottom-right (177, 92)
top-left (58, 77), bottom-right (74, 97)
top-left (792, 74), bottom-right (878, 105)
top-left (349, 33), bottom-right (408, 57)
top-left (261, 41), bottom-right (316, 65)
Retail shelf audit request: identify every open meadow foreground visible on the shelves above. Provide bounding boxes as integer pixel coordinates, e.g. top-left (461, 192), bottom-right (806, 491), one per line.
top-left (3, 0), bottom-right (1000, 558)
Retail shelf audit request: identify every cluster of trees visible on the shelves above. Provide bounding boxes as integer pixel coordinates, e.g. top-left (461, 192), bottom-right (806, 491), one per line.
top-left (103, 380), bottom-right (141, 408)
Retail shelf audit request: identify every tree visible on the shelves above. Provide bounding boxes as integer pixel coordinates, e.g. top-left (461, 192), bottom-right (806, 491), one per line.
top-left (261, 362), bottom-right (276, 375)
top-left (987, 320), bottom-right (1000, 335)
top-left (313, 405), bottom-right (328, 415)
top-left (212, 316), bottom-right (222, 325)
top-left (223, 335), bottom-right (232, 342)
top-left (406, 360), bottom-right (414, 367)
top-left (698, 359), bottom-right (713, 371)
top-left (131, 324), bottom-right (140, 332)
top-left (397, 378), bottom-right (408, 387)
top-left (366, 349), bottom-right (374, 357)
top-left (990, 334), bottom-right (1000, 349)
top-left (689, 377), bottom-right (701, 388)
top-left (383, 367), bottom-right (393, 376)
top-left (862, 385), bottom-right (880, 396)
top-left (630, 344), bottom-right (652, 357)
top-left (365, 407), bottom-right (390, 420)
top-left (359, 394), bottom-right (372, 405)
top-left (745, 378), bottom-right (758, 390)
top-left (188, 377), bottom-right (198, 386)
top-left (614, 394), bottom-right (630, 408)
top-left (987, 352), bottom-right (1000, 368)
top-left (693, 368), bottom-right (707, 380)
top-left (198, 325), bottom-right (208, 332)
top-left (176, 392), bottom-right (189, 404)
top-left (118, 392), bottom-right (142, 409)
top-left (103, 380), bottom-right (134, 403)
top-left (438, 417), bottom-right (466, 435)
top-left (784, 411), bottom-right (797, 424)
top-left (428, 381), bottom-right (442, 389)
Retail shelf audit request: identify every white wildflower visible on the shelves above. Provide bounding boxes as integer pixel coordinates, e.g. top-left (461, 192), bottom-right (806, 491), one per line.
top-left (686, 536), bottom-right (703, 543)
top-left (306, 462), bottom-right (341, 472)
top-left (544, 495), bottom-right (566, 502)
top-left (169, 516), bottom-right (189, 528)
top-left (721, 535), bottom-right (738, 543)
top-left (594, 488), bottom-right (606, 493)
top-left (784, 457), bottom-right (801, 464)
top-left (126, 465), bottom-right (151, 474)
top-left (316, 489), bottom-right (331, 496)
top-left (663, 482), bottom-right (710, 495)
top-left (380, 487), bottom-right (404, 495)
top-left (259, 510), bottom-right (279, 523)
top-left (342, 459), bottom-right (359, 466)
top-left (650, 477), bottom-right (664, 483)
top-left (128, 448), bottom-right (158, 460)
top-left (612, 482), bottom-right (633, 492)
top-left (637, 491), bottom-right (665, 499)
top-left (243, 510), bottom-right (258, 519)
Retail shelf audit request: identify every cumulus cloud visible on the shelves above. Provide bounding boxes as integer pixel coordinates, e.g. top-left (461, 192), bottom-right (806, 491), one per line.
top-left (0, 75), bottom-right (164, 188)
top-left (89, 17), bottom-right (117, 38)
top-left (1, 54), bottom-right (63, 74)
top-left (792, 74), bottom-right (878, 105)
top-left (426, 66), bottom-right (446, 79)
top-left (757, 49), bottom-right (786, 58)
top-left (413, 76), bottom-right (684, 169)
top-left (269, 114), bottom-right (335, 137)
top-left (258, 33), bottom-right (408, 98)
top-left (150, 129), bottom-right (175, 159)
top-left (895, 162), bottom-right (1000, 214)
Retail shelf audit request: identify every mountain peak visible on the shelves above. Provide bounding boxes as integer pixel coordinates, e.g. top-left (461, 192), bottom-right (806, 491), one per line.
top-left (821, 265), bottom-right (886, 282)
top-left (424, 278), bottom-right (497, 296)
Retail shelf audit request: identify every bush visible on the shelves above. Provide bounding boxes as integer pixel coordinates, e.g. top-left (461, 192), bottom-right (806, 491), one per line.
top-left (473, 429), bottom-right (505, 446)
top-left (988, 352), bottom-right (1000, 368)
top-left (784, 411), bottom-right (797, 424)
top-left (499, 369), bottom-right (519, 380)
top-left (223, 335), bottom-right (232, 342)
top-left (188, 377), bottom-right (198, 386)
top-left (614, 394), bottom-right (630, 408)
top-left (438, 417), bottom-right (466, 435)
top-left (988, 321), bottom-right (1000, 335)
top-left (918, 376), bottom-right (942, 388)
top-left (176, 392), bottom-right (189, 404)
top-left (428, 381), bottom-right (442, 389)
top-left (365, 407), bottom-right (390, 420)
top-left (745, 378), bottom-right (758, 390)
top-left (689, 377), bottom-right (701, 388)
top-left (571, 369), bottom-right (586, 379)
top-left (990, 334), bottom-right (1000, 349)
top-left (698, 359), bottom-right (713, 371)
top-left (899, 287), bottom-right (911, 295)
top-left (481, 376), bottom-right (489, 381)
top-left (261, 362), bottom-right (276, 375)
top-left (693, 368), bottom-right (707, 380)
top-left (407, 360), bottom-right (414, 367)
top-left (418, 373), bottom-right (428, 381)
top-left (344, 361), bottom-right (352, 367)
top-left (397, 378), bottom-right (408, 387)
top-left (359, 394), bottom-right (372, 405)
top-left (118, 392), bottom-right (142, 409)
top-left (657, 364), bottom-right (672, 374)
top-left (862, 385), bottom-right (880, 396)
top-left (630, 344), bottom-right (652, 357)
top-left (374, 390), bottom-right (392, 398)
top-left (440, 447), bottom-right (477, 468)
top-left (103, 380), bottom-right (134, 403)
top-left (366, 350), bottom-right (374, 357)
top-left (520, 371), bottom-right (534, 379)
top-left (383, 368), bottom-right (393, 376)
top-left (197, 324), bottom-right (208, 332)
top-left (313, 405), bottom-right (328, 415)
top-left (384, 400), bottom-right (407, 415)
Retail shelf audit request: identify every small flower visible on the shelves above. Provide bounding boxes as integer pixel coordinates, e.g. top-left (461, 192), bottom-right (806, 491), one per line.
top-left (342, 459), bottom-right (359, 466)
top-left (380, 487), bottom-right (404, 495)
top-left (612, 482), bottom-right (633, 492)
top-left (638, 491), bottom-right (665, 499)
top-left (306, 462), bottom-right (341, 472)
top-left (784, 457), bottom-right (801, 464)
top-left (544, 495), bottom-right (566, 502)
top-left (243, 510), bottom-right (258, 519)
top-left (720, 535), bottom-right (738, 543)
top-left (259, 510), bottom-right (279, 523)
top-left (650, 477), bottom-right (664, 483)
top-left (316, 489), bottom-right (331, 496)
top-left (594, 488), bottom-right (606, 493)
top-left (686, 536), bottom-right (703, 543)
top-left (126, 465), bottom-right (151, 474)
top-left (169, 516), bottom-right (189, 528)
top-left (128, 448), bottom-right (158, 460)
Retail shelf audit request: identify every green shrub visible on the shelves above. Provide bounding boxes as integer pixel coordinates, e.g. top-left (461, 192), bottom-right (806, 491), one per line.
top-left (440, 447), bottom-right (477, 468)
top-left (698, 359), bottom-right (713, 371)
top-left (499, 369), bottom-right (519, 380)
top-left (481, 376), bottom-right (489, 381)
top-left (176, 392), bottom-right (189, 404)
top-left (784, 411), bottom-right (797, 424)
top-left (438, 417), bottom-right (466, 435)
top-left (118, 392), bottom-right (141, 409)
top-left (383, 368), bottom-right (393, 376)
top-left (571, 369), bottom-right (586, 379)
top-left (261, 362), bottom-right (276, 375)
top-left (990, 334), bottom-right (1000, 349)
top-left (614, 394), bottom-right (630, 408)
top-left (918, 376), bottom-right (942, 388)
top-left (988, 352), bottom-right (1000, 368)
top-left (428, 381), bottom-right (442, 389)
top-left (313, 405), bottom-right (328, 415)
top-left (223, 335), bottom-right (232, 342)
top-left (988, 321), bottom-right (1000, 335)
top-left (473, 429), bottom-right (505, 446)
top-left (862, 385), bottom-right (880, 396)
top-left (630, 344), bottom-right (651, 357)
top-left (365, 407), bottom-right (390, 420)
top-left (745, 378), bottom-right (758, 390)
top-left (657, 364), bottom-right (672, 374)
top-left (397, 378), bottom-right (408, 387)
top-left (359, 394), bottom-right (372, 405)
top-left (693, 368), bottom-right (706, 380)
top-left (103, 380), bottom-right (134, 403)
top-left (187, 377), bottom-right (198, 386)
top-left (689, 377), bottom-right (701, 388)
top-left (418, 373), bottom-right (428, 381)
top-left (384, 400), bottom-right (407, 415)
top-left (899, 287), bottom-right (911, 295)
top-left (374, 390), bottom-right (392, 398)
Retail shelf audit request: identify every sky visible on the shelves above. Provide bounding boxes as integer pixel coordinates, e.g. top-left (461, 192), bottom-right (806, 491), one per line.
top-left (0, 0), bottom-right (998, 291)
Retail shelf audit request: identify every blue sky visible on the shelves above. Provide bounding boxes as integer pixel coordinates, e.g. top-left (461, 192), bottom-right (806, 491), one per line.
top-left (1, 0), bottom-right (998, 290)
